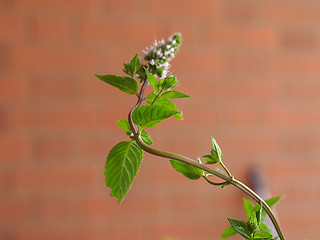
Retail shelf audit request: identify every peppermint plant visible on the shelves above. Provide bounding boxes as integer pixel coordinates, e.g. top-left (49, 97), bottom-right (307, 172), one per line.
top-left (95, 33), bottom-right (286, 240)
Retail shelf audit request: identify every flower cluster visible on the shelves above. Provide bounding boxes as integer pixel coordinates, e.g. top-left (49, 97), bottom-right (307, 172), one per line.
top-left (143, 33), bottom-right (182, 78)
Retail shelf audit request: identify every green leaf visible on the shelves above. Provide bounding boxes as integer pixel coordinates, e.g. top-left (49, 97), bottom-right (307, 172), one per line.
top-left (260, 223), bottom-right (271, 233)
top-left (132, 105), bottom-right (179, 128)
top-left (202, 154), bottom-right (218, 164)
top-left (210, 136), bottom-right (222, 163)
top-left (95, 74), bottom-right (138, 95)
top-left (149, 97), bottom-right (183, 120)
top-left (123, 53), bottom-right (142, 77)
top-left (116, 119), bottom-right (131, 135)
top-left (146, 93), bottom-right (156, 103)
top-left (161, 90), bottom-right (191, 99)
top-left (248, 212), bottom-right (259, 234)
top-left (243, 198), bottom-right (255, 218)
top-left (254, 231), bottom-right (273, 239)
top-left (144, 67), bottom-right (159, 93)
top-left (255, 204), bottom-right (262, 226)
top-left (170, 160), bottom-right (204, 180)
top-left (221, 226), bottom-right (237, 238)
top-left (160, 76), bottom-right (178, 91)
top-left (260, 196), bottom-right (283, 221)
top-left (265, 196), bottom-right (282, 209)
top-left (227, 218), bottom-right (251, 239)
top-left (141, 129), bottom-right (153, 145)
top-left (105, 141), bottom-right (143, 203)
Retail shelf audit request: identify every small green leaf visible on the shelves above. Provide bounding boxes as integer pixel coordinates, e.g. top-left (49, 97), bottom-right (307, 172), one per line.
top-left (123, 53), bottom-right (142, 77)
top-left (161, 90), bottom-right (191, 99)
top-left (145, 67), bottom-right (159, 93)
top-left (265, 196), bottom-right (282, 209)
top-left (141, 129), bottom-right (153, 145)
top-left (132, 105), bottom-right (179, 128)
top-left (95, 74), bottom-right (138, 95)
top-left (248, 212), bottom-right (259, 234)
top-left (130, 53), bottom-right (142, 75)
top-left (255, 204), bottom-right (262, 226)
top-left (202, 154), bottom-right (218, 164)
top-left (253, 231), bottom-right (273, 239)
top-left (260, 196), bottom-right (283, 221)
top-left (160, 76), bottom-right (178, 91)
top-left (116, 119), bottom-right (131, 135)
top-left (227, 218), bottom-right (251, 239)
top-left (243, 198), bottom-right (255, 218)
top-left (221, 226), bottom-right (237, 238)
top-left (170, 160), bottom-right (204, 180)
top-left (105, 141), bottom-right (143, 203)
top-left (210, 136), bottom-right (222, 163)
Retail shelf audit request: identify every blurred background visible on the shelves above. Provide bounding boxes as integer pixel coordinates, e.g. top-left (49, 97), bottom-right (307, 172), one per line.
top-left (1, 0), bottom-right (320, 239)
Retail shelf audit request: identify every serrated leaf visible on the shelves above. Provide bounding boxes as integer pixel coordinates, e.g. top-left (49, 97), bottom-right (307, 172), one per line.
top-left (105, 141), bottom-right (143, 203)
top-left (221, 226), bottom-right (237, 238)
top-left (151, 97), bottom-right (183, 120)
top-left (243, 198), bottom-right (255, 218)
top-left (95, 74), bottom-right (138, 95)
top-left (170, 160), bottom-right (204, 180)
top-left (141, 129), bottom-right (153, 145)
top-left (132, 105), bottom-right (179, 128)
top-left (161, 90), bottom-right (191, 99)
top-left (227, 218), bottom-right (251, 239)
top-left (254, 231), bottom-right (273, 239)
top-left (210, 136), bottom-right (222, 163)
top-left (116, 119), bottom-right (131, 135)
top-left (144, 67), bottom-right (159, 93)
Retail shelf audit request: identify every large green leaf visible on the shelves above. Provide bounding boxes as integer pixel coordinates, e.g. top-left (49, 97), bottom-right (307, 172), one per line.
top-left (95, 74), bottom-right (138, 95)
top-left (161, 90), bottom-right (191, 99)
top-left (170, 160), bottom-right (204, 180)
top-left (227, 218), bottom-right (251, 239)
top-left (132, 105), bottom-right (179, 128)
top-left (105, 141), bottom-right (143, 203)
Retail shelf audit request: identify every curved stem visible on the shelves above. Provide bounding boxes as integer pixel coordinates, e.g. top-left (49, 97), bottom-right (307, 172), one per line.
top-left (128, 77), bottom-right (285, 240)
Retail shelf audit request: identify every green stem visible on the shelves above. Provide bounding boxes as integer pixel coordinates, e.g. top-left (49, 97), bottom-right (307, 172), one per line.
top-left (134, 136), bottom-right (285, 240)
top-left (128, 76), bottom-right (285, 240)
top-left (219, 159), bottom-right (232, 178)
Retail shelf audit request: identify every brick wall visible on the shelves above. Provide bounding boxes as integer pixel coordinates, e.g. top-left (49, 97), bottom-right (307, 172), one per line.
top-left (1, 0), bottom-right (320, 239)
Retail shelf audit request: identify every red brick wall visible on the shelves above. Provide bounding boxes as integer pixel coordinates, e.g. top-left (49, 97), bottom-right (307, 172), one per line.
top-left (1, 0), bottom-right (320, 239)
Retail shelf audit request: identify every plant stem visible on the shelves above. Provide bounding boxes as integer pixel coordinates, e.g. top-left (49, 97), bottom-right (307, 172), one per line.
top-left (128, 76), bottom-right (285, 240)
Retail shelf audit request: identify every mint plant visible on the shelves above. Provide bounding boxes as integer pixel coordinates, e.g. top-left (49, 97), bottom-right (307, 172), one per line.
top-left (95, 33), bottom-right (286, 240)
